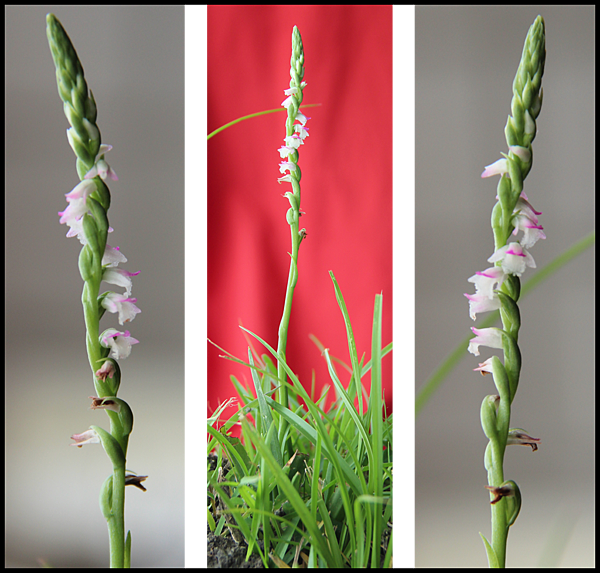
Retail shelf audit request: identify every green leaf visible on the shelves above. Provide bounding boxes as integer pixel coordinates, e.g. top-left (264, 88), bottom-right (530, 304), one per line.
top-left (249, 348), bottom-right (283, 467)
top-left (479, 532), bottom-right (500, 568)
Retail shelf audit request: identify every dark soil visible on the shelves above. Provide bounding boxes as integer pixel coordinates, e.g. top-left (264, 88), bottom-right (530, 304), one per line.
top-left (207, 454), bottom-right (392, 568)
top-left (207, 523), bottom-right (265, 568)
top-left (207, 522), bottom-right (392, 568)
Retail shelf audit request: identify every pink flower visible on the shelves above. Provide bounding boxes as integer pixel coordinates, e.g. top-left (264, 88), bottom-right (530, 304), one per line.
top-left (70, 428), bottom-right (100, 447)
top-left (488, 242), bottom-right (536, 277)
top-left (95, 360), bottom-right (116, 381)
top-left (84, 144), bottom-right (118, 181)
top-left (58, 180), bottom-right (96, 226)
top-left (100, 328), bottom-right (139, 359)
top-left (467, 266), bottom-right (506, 299)
top-left (101, 292), bottom-right (141, 325)
top-left (481, 146), bottom-right (530, 178)
top-left (468, 327), bottom-right (504, 356)
top-left (101, 245), bottom-right (128, 267)
top-left (481, 158), bottom-right (508, 179)
top-left (464, 292), bottom-right (502, 320)
top-left (102, 267), bottom-right (140, 296)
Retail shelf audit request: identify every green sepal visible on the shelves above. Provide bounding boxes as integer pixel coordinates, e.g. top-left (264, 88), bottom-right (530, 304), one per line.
top-left (479, 532), bottom-right (500, 568)
top-left (497, 291), bottom-right (521, 342)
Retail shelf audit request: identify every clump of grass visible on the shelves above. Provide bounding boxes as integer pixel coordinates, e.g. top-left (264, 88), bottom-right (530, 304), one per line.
top-left (208, 272), bottom-right (392, 568)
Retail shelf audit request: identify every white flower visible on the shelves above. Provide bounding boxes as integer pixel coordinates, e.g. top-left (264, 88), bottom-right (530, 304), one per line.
top-left (488, 242), bottom-right (536, 277)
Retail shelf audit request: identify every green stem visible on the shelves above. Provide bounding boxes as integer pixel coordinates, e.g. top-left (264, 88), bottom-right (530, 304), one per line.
top-left (96, 427), bottom-right (128, 568)
top-left (276, 215), bottom-right (300, 437)
top-left (274, 26), bottom-right (307, 450)
top-left (490, 442), bottom-right (507, 568)
top-left (107, 466), bottom-right (126, 568)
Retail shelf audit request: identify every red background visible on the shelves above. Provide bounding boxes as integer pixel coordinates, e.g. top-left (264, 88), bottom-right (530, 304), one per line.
top-left (207, 5), bottom-right (393, 425)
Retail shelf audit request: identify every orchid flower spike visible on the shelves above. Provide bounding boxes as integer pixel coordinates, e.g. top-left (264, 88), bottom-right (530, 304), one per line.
top-left (467, 15), bottom-right (545, 567)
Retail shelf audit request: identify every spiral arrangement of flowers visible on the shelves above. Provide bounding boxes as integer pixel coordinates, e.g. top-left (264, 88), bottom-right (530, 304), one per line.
top-left (464, 15), bottom-right (546, 568)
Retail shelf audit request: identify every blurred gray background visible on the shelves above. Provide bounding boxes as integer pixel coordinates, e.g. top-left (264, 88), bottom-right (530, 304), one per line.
top-left (415, 6), bottom-right (594, 567)
top-left (5, 6), bottom-right (185, 567)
